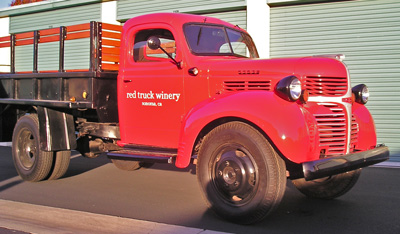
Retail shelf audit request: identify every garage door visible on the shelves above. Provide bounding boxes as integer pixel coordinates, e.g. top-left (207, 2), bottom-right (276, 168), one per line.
top-left (10, 3), bottom-right (101, 71)
top-left (270, 0), bottom-right (400, 161)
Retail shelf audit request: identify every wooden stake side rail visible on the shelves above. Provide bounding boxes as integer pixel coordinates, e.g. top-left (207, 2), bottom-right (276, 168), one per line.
top-left (0, 22), bottom-right (122, 74)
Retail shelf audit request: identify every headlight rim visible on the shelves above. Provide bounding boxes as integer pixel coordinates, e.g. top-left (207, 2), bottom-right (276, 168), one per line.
top-left (276, 75), bottom-right (302, 102)
top-left (352, 84), bottom-right (369, 105)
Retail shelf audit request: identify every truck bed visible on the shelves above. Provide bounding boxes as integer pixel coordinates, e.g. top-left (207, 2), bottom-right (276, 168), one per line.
top-left (0, 22), bottom-right (122, 119)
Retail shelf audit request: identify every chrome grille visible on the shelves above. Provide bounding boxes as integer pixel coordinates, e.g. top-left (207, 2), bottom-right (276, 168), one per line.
top-left (314, 103), bottom-right (348, 157)
top-left (305, 76), bottom-right (348, 96)
top-left (223, 81), bottom-right (271, 92)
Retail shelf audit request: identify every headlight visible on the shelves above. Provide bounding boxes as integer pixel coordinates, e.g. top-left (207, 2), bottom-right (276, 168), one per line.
top-left (352, 84), bottom-right (369, 104)
top-left (276, 76), bottom-right (302, 101)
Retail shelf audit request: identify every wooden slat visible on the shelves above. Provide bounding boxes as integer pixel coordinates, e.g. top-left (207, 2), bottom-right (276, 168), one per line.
top-left (0, 42), bottom-right (11, 48)
top-left (66, 31), bottom-right (90, 40)
top-left (0, 36), bottom-right (10, 42)
top-left (102, 31), bottom-right (121, 40)
top-left (102, 54), bottom-right (119, 63)
top-left (16, 32), bottom-right (34, 40)
top-left (39, 28), bottom-right (60, 36)
top-left (40, 35), bottom-right (60, 43)
top-left (15, 39), bottom-right (34, 46)
top-left (102, 38), bottom-right (120, 47)
top-left (66, 23), bottom-right (90, 32)
top-left (102, 46), bottom-right (119, 55)
top-left (101, 23), bottom-right (122, 32)
top-left (65, 69), bottom-right (90, 72)
top-left (101, 63), bottom-right (119, 71)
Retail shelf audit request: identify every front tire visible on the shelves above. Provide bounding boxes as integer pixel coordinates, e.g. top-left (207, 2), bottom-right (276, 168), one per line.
top-left (196, 122), bottom-right (286, 224)
top-left (292, 169), bottom-right (361, 199)
top-left (12, 114), bottom-right (53, 182)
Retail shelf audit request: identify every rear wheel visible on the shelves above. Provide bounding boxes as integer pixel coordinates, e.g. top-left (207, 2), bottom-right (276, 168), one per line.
top-left (292, 169), bottom-right (361, 199)
top-left (12, 114), bottom-right (53, 182)
top-left (196, 122), bottom-right (286, 224)
top-left (47, 150), bottom-right (71, 180)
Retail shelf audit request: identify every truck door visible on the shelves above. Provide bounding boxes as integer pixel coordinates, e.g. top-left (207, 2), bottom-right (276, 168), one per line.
top-left (119, 26), bottom-right (184, 148)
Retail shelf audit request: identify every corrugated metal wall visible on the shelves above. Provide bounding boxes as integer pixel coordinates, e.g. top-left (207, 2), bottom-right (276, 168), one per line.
top-left (203, 10), bottom-right (247, 30)
top-left (270, 0), bottom-right (400, 161)
top-left (10, 3), bottom-right (100, 71)
top-left (116, 0), bottom-right (247, 37)
top-left (117, 0), bottom-right (245, 21)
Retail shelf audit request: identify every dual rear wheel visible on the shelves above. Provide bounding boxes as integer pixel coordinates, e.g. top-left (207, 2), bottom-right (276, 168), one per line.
top-left (12, 114), bottom-right (70, 182)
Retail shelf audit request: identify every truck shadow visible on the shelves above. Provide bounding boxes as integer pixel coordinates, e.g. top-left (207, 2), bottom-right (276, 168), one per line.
top-left (62, 151), bottom-right (110, 179)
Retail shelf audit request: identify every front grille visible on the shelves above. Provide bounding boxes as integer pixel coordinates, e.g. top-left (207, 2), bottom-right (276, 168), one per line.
top-left (314, 103), bottom-right (347, 157)
top-left (223, 81), bottom-right (271, 92)
top-left (305, 76), bottom-right (348, 96)
top-left (350, 114), bottom-right (359, 151)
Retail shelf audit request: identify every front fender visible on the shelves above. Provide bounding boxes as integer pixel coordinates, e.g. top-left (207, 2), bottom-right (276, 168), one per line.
top-left (352, 103), bottom-right (377, 150)
top-left (175, 91), bottom-right (317, 168)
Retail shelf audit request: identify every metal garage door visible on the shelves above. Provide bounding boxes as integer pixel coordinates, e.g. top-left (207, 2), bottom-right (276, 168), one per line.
top-left (203, 10), bottom-right (247, 30)
top-left (10, 3), bottom-right (101, 71)
top-left (117, 0), bottom-right (245, 21)
top-left (270, 0), bottom-right (400, 161)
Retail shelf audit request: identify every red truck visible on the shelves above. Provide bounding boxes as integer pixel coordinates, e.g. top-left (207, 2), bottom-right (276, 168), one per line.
top-left (0, 13), bottom-right (389, 224)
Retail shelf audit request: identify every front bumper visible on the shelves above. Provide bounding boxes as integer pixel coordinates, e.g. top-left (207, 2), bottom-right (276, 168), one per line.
top-left (303, 145), bottom-right (390, 181)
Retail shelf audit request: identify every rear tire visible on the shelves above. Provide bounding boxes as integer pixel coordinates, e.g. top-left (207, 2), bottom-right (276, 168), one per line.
top-left (12, 114), bottom-right (53, 182)
top-left (47, 150), bottom-right (71, 180)
top-left (196, 122), bottom-right (286, 224)
top-left (292, 169), bottom-right (361, 199)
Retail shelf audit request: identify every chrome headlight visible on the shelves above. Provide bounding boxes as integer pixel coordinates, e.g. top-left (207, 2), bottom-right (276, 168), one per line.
top-left (276, 76), bottom-right (302, 101)
top-left (352, 84), bottom-right (369, 104)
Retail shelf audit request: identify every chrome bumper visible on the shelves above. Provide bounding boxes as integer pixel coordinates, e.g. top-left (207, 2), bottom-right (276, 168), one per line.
top-left (303, 145), bottom-right (390, 181)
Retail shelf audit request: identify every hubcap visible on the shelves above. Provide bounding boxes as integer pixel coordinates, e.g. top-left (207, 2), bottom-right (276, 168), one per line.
top-left (17, 128), bottom-right (37, 170)
top-left (213, 147), bottom-right (257, 204)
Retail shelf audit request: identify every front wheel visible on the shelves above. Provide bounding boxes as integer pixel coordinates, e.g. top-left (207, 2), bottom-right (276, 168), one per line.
top-left (292, 169), bottom-right (361, 199)
top-left (196, 122), bottom-right (286, 224)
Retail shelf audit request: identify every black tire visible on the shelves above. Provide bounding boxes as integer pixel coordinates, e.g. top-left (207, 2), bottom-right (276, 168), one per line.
top-left (196, 121), bottom-right (286, 224)
top-left (292, 169), bottom-right (361, 199)
top-left (47, 150), bottom-right (71, 180)
top-left (12, 114), bottom-right (53, 182)
top-left (111, 159), bottom-right (154, 171)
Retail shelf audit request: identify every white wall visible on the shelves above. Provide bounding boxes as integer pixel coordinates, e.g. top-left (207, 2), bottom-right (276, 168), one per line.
top-left (0, 17), bottom-right (10, 72)
top-left (247, 0), bottom-right (270, 58)
top-left (101, 0), bottom-right (119, 25)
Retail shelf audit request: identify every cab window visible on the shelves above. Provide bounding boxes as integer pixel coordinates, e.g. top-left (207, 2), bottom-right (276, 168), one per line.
top-left (133, 29), bottom-right (176, 62)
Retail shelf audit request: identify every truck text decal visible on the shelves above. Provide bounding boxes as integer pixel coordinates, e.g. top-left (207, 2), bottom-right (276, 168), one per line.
top-left (126, 90), bottom-right (181, 107)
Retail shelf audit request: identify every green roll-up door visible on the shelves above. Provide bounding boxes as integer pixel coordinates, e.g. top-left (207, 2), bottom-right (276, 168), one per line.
top-left (117, 0), bottom-right (246, 21)
top-left (270, 0), bottom-right (400, 161)
top-left (10, 3), bottom-right (101, 71)
top-left (203, 10), bottom-right (247, 30)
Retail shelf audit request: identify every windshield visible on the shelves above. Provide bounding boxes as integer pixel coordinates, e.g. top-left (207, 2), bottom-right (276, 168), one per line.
top-left (184, 24), bottom-right (259, 58)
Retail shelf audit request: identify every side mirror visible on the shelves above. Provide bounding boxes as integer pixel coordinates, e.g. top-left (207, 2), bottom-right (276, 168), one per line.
top-left (147, 36), bottom-right (161, 50)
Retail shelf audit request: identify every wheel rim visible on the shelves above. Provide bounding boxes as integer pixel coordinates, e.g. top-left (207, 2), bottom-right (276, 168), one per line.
top-left (16, 127), bottom-right (37, 170)
top-left (212, 145), bottom-right (258, 205)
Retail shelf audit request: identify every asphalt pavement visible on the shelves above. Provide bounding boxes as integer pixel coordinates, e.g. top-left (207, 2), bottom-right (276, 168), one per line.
top-left (0, 145), bottom-right (399, 234)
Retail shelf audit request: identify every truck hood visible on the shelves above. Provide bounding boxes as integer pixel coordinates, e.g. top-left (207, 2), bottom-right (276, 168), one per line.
top-left (199, 56), bottom-right (349, 95)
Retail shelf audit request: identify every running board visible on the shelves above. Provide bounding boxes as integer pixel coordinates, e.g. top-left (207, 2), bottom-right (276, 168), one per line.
top-left (107, 146), bottom-right (177, 164)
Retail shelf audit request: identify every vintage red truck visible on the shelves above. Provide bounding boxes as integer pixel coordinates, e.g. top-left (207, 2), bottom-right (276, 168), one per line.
top-left (0, 13), bottom-right (390, 224)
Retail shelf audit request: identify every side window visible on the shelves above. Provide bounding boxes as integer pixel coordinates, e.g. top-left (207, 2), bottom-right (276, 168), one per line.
top-left (133, 29), bottom-right (176, 62)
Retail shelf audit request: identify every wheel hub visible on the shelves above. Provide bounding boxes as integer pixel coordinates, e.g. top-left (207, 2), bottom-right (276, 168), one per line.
top-left (214, 149), bottom-right (256, 203)
top-left (17, 129), bottom-right (37, 169)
